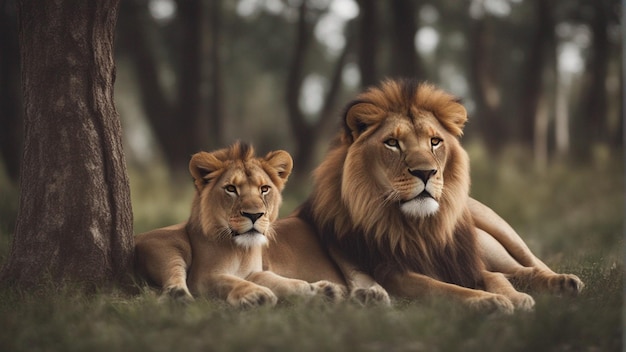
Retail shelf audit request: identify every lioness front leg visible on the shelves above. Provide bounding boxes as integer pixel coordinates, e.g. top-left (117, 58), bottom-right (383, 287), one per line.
top-left (382, 271), bottom-right (515, 314)
top-left (194, 274), bottom-right (278, 308)
top-left (248, 271), bottom-right (346, 302)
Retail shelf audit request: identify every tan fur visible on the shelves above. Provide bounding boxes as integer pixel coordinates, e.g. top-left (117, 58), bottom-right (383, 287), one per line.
top-left (135, 142), bottom-right (344, 308)
top-left (268, 79), bottom-right (582, 312)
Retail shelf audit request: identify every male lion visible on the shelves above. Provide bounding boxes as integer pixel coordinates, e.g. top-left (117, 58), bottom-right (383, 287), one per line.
top-left (135, 142), bottom-right (343, 308)
top-left (265, 79), bottom-right (583, 313)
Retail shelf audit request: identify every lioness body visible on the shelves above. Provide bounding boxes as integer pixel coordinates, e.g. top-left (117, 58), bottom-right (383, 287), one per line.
top-left (266, 80), bottom-right (583, 312)
top-left (135, 143), bottom-right (343, 307)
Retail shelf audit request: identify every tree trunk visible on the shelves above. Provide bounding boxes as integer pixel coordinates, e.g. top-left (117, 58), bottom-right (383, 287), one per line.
top-left (467, 13), bottom-right (507, 153)
top-left (207, 0), bottom-right (224, 148)
top-left (1, 0), bottom-right (133, 291)
top-left (389, 0), bottom-right (422, 79)
top-left (574, 0), bottom-right (609, 159)
top-left (0, 0), bottom-right (22, 183)
top-left (356, 0), bottom-right (378, 89)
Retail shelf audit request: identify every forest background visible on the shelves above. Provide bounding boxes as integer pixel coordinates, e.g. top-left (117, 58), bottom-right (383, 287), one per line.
top-left (0, 0), bottom-right (623, 351)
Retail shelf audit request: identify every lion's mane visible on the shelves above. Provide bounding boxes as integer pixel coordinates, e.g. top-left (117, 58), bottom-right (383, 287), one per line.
top-left (300, 79), bottom-right (483, 289)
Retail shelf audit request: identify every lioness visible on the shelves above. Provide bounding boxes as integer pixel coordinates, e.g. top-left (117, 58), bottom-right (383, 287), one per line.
top-left (265, 79), bottom-right (583, 312)
top-left (135, 142), bottom-right (344, 308)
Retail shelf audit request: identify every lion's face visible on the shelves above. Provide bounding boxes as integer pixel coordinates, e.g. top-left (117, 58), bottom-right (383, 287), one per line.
top-left (339, 80), bottom-right (469, 223)
top-left (348, 113), bottom-right (451, 218)
top-left (188, 143), bottom-right (293, 249)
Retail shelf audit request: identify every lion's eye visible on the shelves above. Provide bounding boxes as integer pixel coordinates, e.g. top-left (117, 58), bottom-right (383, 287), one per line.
top-left (384, 138), bottom-right (400, 150)
top-left (225, 185), bottom-right (237, 195)
top-left (260, 185), bottom-right (270, 194)
top-left (431, 137), bottom-right (443, 148)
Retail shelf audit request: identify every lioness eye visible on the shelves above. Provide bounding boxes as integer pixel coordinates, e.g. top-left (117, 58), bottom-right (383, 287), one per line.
top-left (225, 185), bottom-right (237, 194)
top-left (431, 137), bottom-right (443, 147)
top-left (384, 138), bottom-right (399, 149)
top-left (260, 185), bottom-right (270, 194)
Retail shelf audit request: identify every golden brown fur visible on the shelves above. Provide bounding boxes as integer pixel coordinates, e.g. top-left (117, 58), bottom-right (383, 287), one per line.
top-left (135, 142), bottom-right (344, 308)
top-left (267, 79), bottom-right (583, 312)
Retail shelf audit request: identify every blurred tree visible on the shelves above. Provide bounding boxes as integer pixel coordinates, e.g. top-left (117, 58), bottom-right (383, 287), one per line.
top-left (519, 0), bottom-right (556, 169)
top-left (285, 1), bottom-right (353, 177)
top-left (573, 0), bottom-right (613, 159)
top-left (0, 0), bottom-right (22, 184)
top-left (356, 0), bottom-right (379, 88)
top-left (466, 5), bottom-right (508, 154)
top-left (117, 0), bottom-right (222, 173)
top-left (389, 0), bottom-right (423, 79)
top-left (1, 0), bottom-right (133, 291)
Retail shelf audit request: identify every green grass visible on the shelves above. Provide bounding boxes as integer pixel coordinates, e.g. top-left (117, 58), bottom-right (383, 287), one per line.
top-left (0, 147), bottom-right (623, 351)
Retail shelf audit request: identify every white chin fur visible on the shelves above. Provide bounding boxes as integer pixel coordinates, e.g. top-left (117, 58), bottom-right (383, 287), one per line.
top-left (233, 232), bottom-right (267, 249)
top-left (400, 197), bottom-right (439, 218)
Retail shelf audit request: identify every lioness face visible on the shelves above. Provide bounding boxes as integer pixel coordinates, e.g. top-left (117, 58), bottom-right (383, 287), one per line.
top-left (189, 146), bottom-right (293, 248)
top-left (344, 107), bottom-right (458, 219)
top-left (212, 164), bottom-right (278, 248)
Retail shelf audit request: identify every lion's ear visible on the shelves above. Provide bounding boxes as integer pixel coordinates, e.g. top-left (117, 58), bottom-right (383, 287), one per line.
top-left (264, 150), bottom-right (293, 188)
top-left (438, 99), bottom-right (468, 137)
top-left (343, 101), bottom-right (383, 142)
top-left (189, 151), bottom-right (224, 191)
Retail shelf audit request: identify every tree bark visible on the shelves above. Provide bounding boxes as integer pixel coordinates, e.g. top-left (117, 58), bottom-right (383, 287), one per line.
top-left (1, 0), bottom-right (133, 291)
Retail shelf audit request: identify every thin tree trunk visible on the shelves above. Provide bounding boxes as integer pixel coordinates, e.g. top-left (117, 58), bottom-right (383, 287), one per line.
top-left (207, 0), bottom-right (223, 148)
top-left (356, 0), bottom-right (378, 89)
top-left (389, 0), bottom-right (422, 79)
top-left (1, 0), bottom-right (133, 291)
top-left (0, 0), bottom-right (22, 183)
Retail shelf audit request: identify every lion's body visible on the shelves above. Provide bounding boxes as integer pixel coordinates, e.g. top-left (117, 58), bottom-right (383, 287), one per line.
top-left (135, 143), bottom-right (344, 307)
top-left (267, 79), bottom-right (583, 311)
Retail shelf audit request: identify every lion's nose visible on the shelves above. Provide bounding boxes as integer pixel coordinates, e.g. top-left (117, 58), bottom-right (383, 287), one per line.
top-left (242, 212), bottom-right (264, 223)
top-left (408, 169), bottom-right (437, 183)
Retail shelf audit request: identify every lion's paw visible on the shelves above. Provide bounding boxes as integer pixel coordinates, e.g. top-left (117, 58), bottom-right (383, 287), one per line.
top-left (310, 280), bottom-right (347, 303)
top-left (467, 293), bottom-right (514, 315)
top-left (228, 286), bottom-right (278, 309)
top-left (549, 274), bottom-right (584, 296)
top-left (509, 292), bottom-right (535, 312)
top-left (160, 285), bottom-right (194, 304)
top-left (350, 285), bottom-right (391, 306)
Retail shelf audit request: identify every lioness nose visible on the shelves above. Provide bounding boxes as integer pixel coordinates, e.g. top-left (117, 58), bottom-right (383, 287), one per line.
top-left (242, 212), bottom-right (264, 223)
top-left (408, 169), bottom-right (437, 183)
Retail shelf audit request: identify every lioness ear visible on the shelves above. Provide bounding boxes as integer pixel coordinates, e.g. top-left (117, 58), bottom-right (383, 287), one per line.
top-left (343, 101), bottom-right (383, 142)
top-left (264, 150), bottom-right (293, 187)
top-left (189, 152), bottom-right (224, 191)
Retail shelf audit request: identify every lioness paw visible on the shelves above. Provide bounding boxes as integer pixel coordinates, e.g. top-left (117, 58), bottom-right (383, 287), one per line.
top-left (228, 286), bottom-right (278, 309)
top-left (509, 292), bottom-right (535, 312)
top-left (350, 285), bottom-right (391, 306)
top-left (310, 281), bottom-right (347, 302)
top-left (467, 293), bottom-right (514, 315)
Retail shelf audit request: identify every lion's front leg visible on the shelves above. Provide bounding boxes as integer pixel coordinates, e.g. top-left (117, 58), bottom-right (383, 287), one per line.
top-left (192, 273), bottom-right (278, 308)
top-left (482, 271), bottom-right (534, 311)
top-left (328, 245), bottom-right (391, 306)
top-left (247, 271), bottom-right (346, 302)
top-left (382, 271), bottom-right (515, 314)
